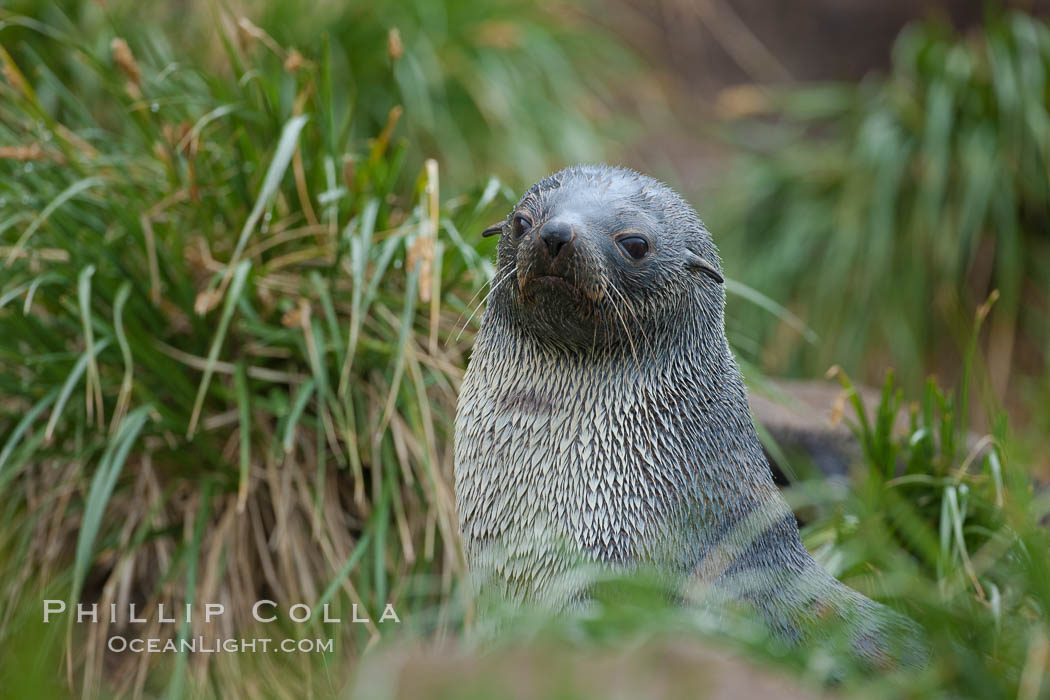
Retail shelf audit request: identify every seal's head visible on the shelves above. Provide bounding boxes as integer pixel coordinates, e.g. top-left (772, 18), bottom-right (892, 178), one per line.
top-left (484, 164), bottom-right (725, 349)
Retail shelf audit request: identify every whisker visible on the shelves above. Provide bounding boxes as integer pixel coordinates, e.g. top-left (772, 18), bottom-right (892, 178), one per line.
top-left (452, 266), bottom-right (518, 343)
top-left (603, 283), bottom-right (659, 451)
top-left (607, 283), bottom-right (654, 360)
top-left (449, 265), bottom-right (510, 341)
top-left (517, 259), bottom-right (534, 297)
top-left (606, 288), bottom-right (642, 377)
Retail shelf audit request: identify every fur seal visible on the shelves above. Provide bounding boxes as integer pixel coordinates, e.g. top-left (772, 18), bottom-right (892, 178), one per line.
top-left (454, 165), bottom-right (924, 668)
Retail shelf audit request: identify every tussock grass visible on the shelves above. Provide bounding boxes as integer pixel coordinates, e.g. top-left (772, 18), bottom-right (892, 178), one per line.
top-left (792, 359), bottom-right (1050, 698)
top-left (716, 12), bottom-right (1050, 403)
top-left (0, 5), bottom-right (519, 693)
top-left (0, 0), bottom-right (634, 191)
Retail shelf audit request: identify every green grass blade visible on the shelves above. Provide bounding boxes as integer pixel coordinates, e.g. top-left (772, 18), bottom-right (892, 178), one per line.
top-left (76, 264), bottom-right (102, 426)
top-left (378, 262), bottom-right (419, 433)
top-left (217, 114), bottom-right (309, 296)
top-left (725, 278), bottom-right (818, 344)
top-left (43, 338), bottom-right (112, 441)
top-left (71, 405), bottom-right (151, 599)
top-left (311, 532), bottom-right (373, 619)
top-left (0, 388), bottom-right (59, 475)
top-left (111, 282), bottom-right (134, 433)
top-left (283, 378), bottom-right (317, 454)
top-left (186, 260), bottom-right (252, 438)
top-left (4, 176), bottom-right (104, 267)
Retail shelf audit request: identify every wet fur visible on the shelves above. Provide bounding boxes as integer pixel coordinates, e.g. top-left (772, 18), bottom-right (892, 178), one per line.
top-left (455, 165), bottom-right (925, 668)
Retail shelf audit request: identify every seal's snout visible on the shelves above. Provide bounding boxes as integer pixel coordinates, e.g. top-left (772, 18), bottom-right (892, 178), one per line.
top-left (538, 219), bottom-right (574, 261)
top-left (516, 214), bottom-right (597, 306)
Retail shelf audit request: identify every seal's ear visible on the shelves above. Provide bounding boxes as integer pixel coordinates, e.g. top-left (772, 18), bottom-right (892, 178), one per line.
top-left (481, 222), bottom-right (504, 238)
top-left (685, 250), bottom-right (724, 284)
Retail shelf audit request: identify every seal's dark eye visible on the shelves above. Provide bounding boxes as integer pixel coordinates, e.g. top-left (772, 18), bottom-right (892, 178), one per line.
top-left (512, 214), bottom-right (532, 238)
top-left (617, 235), bottom-right (649, 261)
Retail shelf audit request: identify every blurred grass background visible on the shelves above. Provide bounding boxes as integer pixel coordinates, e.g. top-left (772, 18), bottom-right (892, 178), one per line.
top-left (714, 14), bottom-right (1050, 426)
top-left (2, 0), bottom-right (1050, 697)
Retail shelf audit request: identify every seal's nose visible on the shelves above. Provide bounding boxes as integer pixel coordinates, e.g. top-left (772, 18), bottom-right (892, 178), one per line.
top-left (539, 220), bottom-right (573, 260)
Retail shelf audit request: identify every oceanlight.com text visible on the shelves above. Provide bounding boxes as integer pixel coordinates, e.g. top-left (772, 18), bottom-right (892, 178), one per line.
top-left (107, 636), bottom-right (335, 654)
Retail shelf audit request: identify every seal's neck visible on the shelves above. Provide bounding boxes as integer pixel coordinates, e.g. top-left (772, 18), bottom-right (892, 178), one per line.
top-left (481, 290), bottom-right (750, 426)
top-left (461, 294), bottom-right (776, 575)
